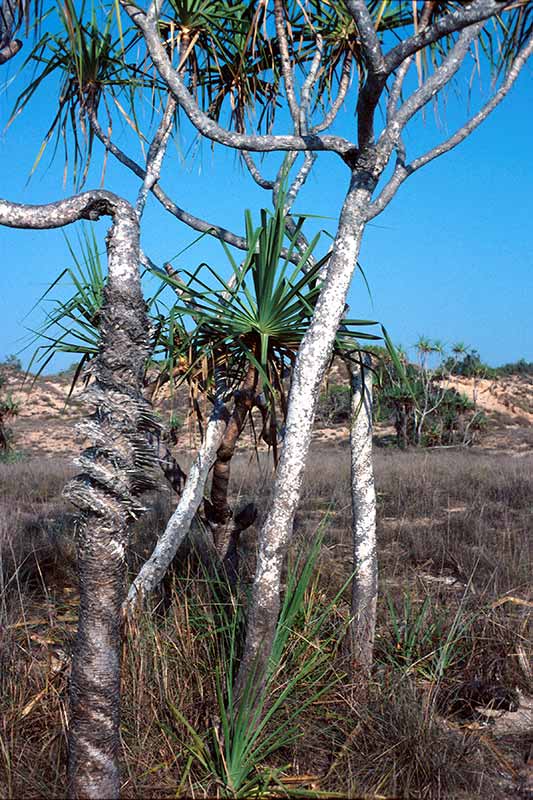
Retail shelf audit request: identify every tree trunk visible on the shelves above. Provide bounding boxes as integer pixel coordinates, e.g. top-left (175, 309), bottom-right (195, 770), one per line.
top-left (66, 209), bottom-right (160, 798)
top-left (347, 354), bottom-right (377, 673)
top-left (234, 168), bottom-right (376, 703)
top-left (206, 363), bottom-right (257, 562)
top-left (395, 401), bottom-right (409, 449)
top-left (0, 192), bottom-right (159, 798)
top-left (125, 399), bottom-right (229, 609)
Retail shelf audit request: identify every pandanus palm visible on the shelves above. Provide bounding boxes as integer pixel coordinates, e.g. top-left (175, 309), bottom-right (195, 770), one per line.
top-left (154, 198), bottom-right (380, 568)
top-left (27, 203), bottom-right (379, 589)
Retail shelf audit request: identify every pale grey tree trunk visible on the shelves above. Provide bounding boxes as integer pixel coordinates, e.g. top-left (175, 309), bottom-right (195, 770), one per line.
top-left (121, 0), bottom-right (533, 710)
top-left (0, 192), bottom-right (159, 799)
top-left (234, 169), bottom-right (375, 700)
top-left (348, 353), bottom-right (377, 673)
top-left (125, 400), bottom-right (228, 609)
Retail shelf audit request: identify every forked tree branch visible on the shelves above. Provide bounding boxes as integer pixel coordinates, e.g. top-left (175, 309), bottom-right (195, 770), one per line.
top-left (368, 31), bottom-right (533, 220)
top-left (393, 23), bottom-right (484, 130)
top-left (120, 0), bottom-right (356, 157)
top-left (384, 0), bottom-right (521, 75)
top-left (377, 22), bottom-right (484, 169)
top-left (356, 0), bottom-right (521, 148)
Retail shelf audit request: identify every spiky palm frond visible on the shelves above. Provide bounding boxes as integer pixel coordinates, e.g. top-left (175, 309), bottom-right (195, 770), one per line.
top-left (159, 1), bottom-right (282, 133)
top-left (26, 227), bottom-right (105, 391)
top-left (154, 197), bottom-right (380, 417)
top-left (10, 0), bottom-right (154, 185)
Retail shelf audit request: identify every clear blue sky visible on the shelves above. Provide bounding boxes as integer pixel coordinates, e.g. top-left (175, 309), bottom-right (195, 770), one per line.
top-left (0, 42), bottom-right (532, 372)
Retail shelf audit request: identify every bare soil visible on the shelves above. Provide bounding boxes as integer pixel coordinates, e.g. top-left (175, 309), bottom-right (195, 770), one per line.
top-left (3, 366), bottom-right (532, 458)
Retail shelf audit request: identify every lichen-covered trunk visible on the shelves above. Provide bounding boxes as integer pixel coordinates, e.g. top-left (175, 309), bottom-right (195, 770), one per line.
top-left (348, 354), bottom-right (377, 673)
top-left (235, 169), bottom-right (376, 702)
top-left (65, 209), bottom-right (159, 798)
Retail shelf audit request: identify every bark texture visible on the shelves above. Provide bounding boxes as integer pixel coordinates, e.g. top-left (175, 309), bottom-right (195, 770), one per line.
top-left (234, 167), bottom-right (376, 701)
top-left (125, 400), bottom-right (228, 608)
top-left (206, 364), bottom-right (257, 561)
top-left (0, 192), bottom-right (159, 798)
top-left (348, 354), bottom-right (377, 672)
top-left (66, 206), bottom-right (160, 798)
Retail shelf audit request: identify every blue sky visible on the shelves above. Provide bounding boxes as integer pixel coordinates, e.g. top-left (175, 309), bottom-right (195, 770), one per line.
top-left (0, 36), bottom-right (532, 372)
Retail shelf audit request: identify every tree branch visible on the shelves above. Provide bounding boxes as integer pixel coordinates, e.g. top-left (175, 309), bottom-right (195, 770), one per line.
top-left (125, 400), bottom-right (228, 610)
top-left (234, 104), bottom-right (276, 189)
top-left (0, 190), bottom-right (129, 228)
top-left (274, 0), bottom-right (300, 126)
top-left (342, 0), bottom-right (388, 148)
top-left (378, 22), bottom-right (483, 166)
top-left (136, 95), bottom-right (176, 218)
top-left (284, 152), bottom-right (316, 214)
top-left (368, 31), bottom-right (533, 220)
top-left (386, 3), bottom-right (435, 124)
top-left (313, 51), bottom-right (353, 134)
top-left (386, 56), bottom-right (412, 124)
top-left (120, 0), bottom-right (355, 157)
top-left (343, 0), bottom-right (385, 75)
top-left (384, 0), bottom-right (520, 75)
top-left (299, 33), bottom-right (324, 134)
top-left (240, 150), bottom-right (275, 189)
top-left (87, 108), bottom-right (252, 252)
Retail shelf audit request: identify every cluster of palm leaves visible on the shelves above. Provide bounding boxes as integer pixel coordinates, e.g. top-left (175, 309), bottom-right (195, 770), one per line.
top-left (17, 0), bottom-right (533, 185)
top-left (28, 199), bottom-right (380, 446)
top-left (157, 202), bottom-right (379, 413)
top-left (10, 1), bottom-right (532, 185)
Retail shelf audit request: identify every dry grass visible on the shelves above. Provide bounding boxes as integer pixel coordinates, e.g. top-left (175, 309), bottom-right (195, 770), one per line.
top-left (0, 448), bottom-right (532, 798)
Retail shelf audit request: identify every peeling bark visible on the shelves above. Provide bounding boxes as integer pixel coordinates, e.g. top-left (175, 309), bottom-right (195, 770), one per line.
top-left (348, 354), bottom-right (377, 673)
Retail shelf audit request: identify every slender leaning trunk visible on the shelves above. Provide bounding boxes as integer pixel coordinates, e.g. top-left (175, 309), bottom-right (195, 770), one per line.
top-left (348, 354), bottom-right (377, 673)
top-left (235, 167), bottom-right (376, 701)
top-left (207, 363), bottom-right (258, 560)
top-left (125, 399), bottom-right (229, 609)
